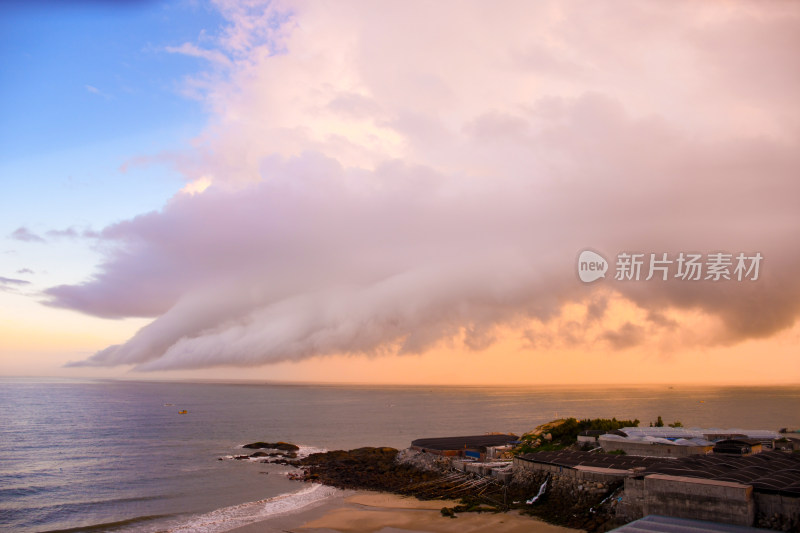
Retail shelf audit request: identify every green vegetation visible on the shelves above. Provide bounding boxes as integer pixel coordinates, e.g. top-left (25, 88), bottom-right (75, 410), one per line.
top-left (514, 417), bottom-right (640, 455)
top-left (440, 507), bottom-right (456, 518)
top-left (649, 416), bottom-right (682, 428)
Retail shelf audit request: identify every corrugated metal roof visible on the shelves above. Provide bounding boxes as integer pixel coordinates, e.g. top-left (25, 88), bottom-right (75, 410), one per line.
top-left (640, 451), bottom-right (800, 496)
top-left (519, 450), bottom-right (800, 497)
top-left (518, 450), bottom-right (668, 470)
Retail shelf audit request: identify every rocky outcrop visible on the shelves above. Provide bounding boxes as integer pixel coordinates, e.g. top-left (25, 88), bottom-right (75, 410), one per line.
top-left (293, 447), bottom-right (443, 492)
top-left (242, 441), bottom-right (300, 451)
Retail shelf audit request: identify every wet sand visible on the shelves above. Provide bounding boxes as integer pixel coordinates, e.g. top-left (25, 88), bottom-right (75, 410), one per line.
top-left (228, 489), bottom-right (581, 533)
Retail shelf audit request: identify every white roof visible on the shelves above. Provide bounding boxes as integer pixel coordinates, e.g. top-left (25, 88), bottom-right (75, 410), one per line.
top-left (618, 427), bottom-right (781, 441)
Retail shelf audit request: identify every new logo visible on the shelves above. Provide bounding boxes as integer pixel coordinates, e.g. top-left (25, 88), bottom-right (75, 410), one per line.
top-left (577, 250), bottom-right (608, 283)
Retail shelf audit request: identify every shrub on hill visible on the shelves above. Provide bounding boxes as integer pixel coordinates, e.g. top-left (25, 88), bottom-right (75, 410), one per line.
top-left (515, 417), bottom-right (639, 454)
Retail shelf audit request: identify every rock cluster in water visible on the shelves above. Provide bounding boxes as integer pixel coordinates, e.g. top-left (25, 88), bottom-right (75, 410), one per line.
top-left (242, 441), bottom-right (300, 451)
top-left (221, 441), bottom-right (301, 462)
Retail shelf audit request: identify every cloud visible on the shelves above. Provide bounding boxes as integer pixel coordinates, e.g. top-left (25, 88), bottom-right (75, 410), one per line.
top-left (0, 275), bottom-right (31, 294)
top-left (164, 42), bottom-right (232, 67)
top-left (52, 1), bottom-right (800, 371)
top-left (602, 322), bottom-right (646, 350)
top-left (17, 268), bottom-right (34, 274)
top-left (46, 227), bottom-right (79, 239)
top-left (10, 227), bottom-right (45, 243)
top-left (85, 85), bottom-right (111, 99)
top-left (0, 276), bottom-right (30, 286)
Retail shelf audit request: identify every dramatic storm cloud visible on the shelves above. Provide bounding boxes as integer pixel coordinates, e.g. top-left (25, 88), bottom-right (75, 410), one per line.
top-left (49, 1), bottom-right (800, 370)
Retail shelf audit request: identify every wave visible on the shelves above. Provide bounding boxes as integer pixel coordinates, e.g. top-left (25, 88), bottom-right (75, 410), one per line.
top-left (163, 483), bottom-right (338, 533)
top-left (296, 445), bottom-right (327, 458)
top-left (37, 514), bottom-right (170, 533)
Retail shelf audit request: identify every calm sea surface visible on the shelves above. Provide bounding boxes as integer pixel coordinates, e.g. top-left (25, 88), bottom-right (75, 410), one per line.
top-left (1, 378), bottom-right (798, 532)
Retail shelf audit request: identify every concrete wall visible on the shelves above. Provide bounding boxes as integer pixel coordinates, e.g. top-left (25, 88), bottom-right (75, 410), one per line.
top-left (754, 492), bottom-right (800, 531)
top-left (617, 477), bottom-right (645, 521)
top-left (621, 474), bottom-right (754, 526)
top-left (513, 457), bottom-right (630, 483)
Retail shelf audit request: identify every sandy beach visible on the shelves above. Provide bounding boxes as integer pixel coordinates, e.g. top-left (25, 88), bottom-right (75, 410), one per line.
top-left (228, 488), bottom-right (581, 533)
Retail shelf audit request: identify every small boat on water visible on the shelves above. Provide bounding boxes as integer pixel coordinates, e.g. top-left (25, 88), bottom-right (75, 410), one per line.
top-left (178, 410), bottom-right (188, 414)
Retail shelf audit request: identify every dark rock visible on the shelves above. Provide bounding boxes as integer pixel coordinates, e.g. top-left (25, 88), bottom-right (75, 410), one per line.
top-left (295, 447), bottom-right (441, 493)
top-left (242, 441), bottom-right (300, 452)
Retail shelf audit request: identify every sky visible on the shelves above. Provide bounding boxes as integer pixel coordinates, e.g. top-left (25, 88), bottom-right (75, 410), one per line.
top-left (1, 0), bottom-right (799, 385)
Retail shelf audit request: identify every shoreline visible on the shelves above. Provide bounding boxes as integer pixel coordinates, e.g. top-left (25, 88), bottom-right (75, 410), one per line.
top-left (227, 488), bottom-right (582, 533)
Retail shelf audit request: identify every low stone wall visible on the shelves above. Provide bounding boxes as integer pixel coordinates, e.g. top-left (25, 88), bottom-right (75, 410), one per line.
top-left (513, 457), bottom-right (631, 483)
top-left (512, 460), bottom-right (623, 531)
top-left (464, 461), bottom-right (511, 476)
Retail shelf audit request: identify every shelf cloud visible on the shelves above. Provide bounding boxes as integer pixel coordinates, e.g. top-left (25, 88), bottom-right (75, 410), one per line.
top-left (50, 1), bottom-right (800, 370)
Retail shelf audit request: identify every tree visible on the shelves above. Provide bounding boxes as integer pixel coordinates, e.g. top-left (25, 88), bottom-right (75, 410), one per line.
top-left (654, 416), bottom-right (664, 427)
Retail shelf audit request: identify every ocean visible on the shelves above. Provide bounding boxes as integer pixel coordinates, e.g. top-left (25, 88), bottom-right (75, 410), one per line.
top-left (1, 378), bottom-right (798, 532)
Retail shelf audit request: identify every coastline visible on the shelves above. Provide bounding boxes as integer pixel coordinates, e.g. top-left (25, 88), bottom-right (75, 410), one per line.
top-left (227, 489), bottom-right (581, 533)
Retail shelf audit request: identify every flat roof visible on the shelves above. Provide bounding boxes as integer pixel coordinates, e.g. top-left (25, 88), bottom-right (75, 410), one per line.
top-left (411, 434), bottom-right (518, 451)
top-left (619, 428), bottom-right (782, 441)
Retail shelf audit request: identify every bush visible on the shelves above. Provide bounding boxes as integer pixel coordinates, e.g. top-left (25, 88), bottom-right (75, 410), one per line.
top-left (515, 417), bottom-right (640, 454)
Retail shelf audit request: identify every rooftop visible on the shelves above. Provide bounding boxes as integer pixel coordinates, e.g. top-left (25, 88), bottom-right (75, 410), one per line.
top-left (517, 450), bottom-right (668, 471)
top-left (618, 428), bottom-right (782, 441)
top-left (411, 434), bottom-right (518, 451)
top-left (638, 451), bottom-right (800, 496)
top-left (518, 450), bottom-right (800, 496)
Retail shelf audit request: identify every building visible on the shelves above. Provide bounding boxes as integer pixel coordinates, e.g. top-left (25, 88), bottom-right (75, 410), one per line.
top-left (410, 434), bottom-right (518, 460)
top-left (713, 439), bottom-right (763, 456)
top-left (596, 427), bottom-right (781, 457)
top-left (599, 433), bottom-right (713, 457)
top-left (618, 451), bottom-right (800, 529)
top-left (515, 449), bottom-right (800, 529)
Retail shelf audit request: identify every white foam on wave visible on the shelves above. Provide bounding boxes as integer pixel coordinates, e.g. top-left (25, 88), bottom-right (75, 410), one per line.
top-left (221, 444), bottom-right (326, 461)
top-left (296, 445), bottom-right (326, 458)
top-left (164, 483), bottom-right (338, 533)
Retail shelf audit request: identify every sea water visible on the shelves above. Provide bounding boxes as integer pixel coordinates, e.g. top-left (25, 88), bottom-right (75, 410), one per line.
top-left (1, 378), bottom-right (798, 532)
